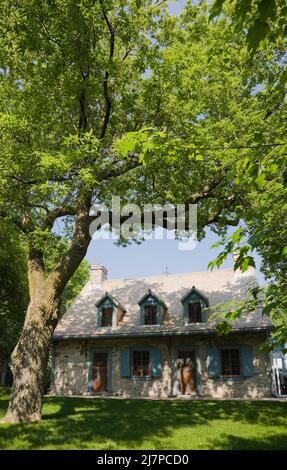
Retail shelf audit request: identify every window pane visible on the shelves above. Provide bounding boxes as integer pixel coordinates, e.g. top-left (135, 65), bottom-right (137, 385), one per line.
top-left (101, 306), bottom-right (113, 327)
top-left (221, 349), bottom-right (241, 377)
top-left (132, 350), bottom-right (150, 377)
top-left (144, 305), bottom-right (157, 325)
top-left (188, 302), bottom-right (201, 323)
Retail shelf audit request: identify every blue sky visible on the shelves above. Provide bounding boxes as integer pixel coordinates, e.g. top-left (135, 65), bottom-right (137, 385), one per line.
top-left (86, 228), bottom-right (265, 285)
top-left (86, 229), bottom-right (231, 277)
top-left (168, 0), bottom-right (186, 15)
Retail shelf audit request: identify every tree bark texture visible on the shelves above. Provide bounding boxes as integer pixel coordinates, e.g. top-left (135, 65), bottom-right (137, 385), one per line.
top-left (3, 210), bottom-right (91, 423)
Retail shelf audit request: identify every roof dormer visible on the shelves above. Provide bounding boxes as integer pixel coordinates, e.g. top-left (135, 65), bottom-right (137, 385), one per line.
top-left (138, 289), bottom-right (167, 326)
top-left (96, 292), bottom-right (126, 328)
top-left (181, 286), bottom-right (209, 325)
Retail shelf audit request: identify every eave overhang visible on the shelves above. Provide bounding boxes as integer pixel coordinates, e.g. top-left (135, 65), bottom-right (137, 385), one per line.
top-left (53, 325), bottom-right (273, 342)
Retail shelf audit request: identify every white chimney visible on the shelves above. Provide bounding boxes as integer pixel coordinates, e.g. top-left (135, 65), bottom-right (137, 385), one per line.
top-left (90, 265), bottom-right (108, 288)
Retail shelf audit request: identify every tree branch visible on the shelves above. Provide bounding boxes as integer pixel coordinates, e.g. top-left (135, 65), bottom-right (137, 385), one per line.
top-left (99, 0), bottom-right (115, 139)
top-left (36, 15), bottom-right (62, 47)
top-left (205, 195), bottom-right (239, 226)
top-left (88, 180), bottom-right (237, 231)
top-left (0, 209), bottom-right (28, 233)
top-left (47, 206), bottom-right (92, 295)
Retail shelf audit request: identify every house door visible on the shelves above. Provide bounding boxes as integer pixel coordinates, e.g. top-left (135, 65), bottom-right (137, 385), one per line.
top-left (92, 352), bottom-right (108, 392)
top-left (177, 350), bottom-right (196, 395)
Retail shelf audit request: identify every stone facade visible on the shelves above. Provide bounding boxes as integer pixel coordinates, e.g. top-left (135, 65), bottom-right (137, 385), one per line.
top-left (52, 333), bottom-right (272, 399)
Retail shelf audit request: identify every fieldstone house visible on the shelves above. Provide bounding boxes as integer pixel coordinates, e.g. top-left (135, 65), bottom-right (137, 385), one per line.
top-left (52, 263), bottom-right (273, 398)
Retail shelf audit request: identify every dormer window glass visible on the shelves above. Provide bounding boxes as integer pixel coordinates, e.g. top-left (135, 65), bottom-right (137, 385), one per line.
top-left (96, 292), bottom-right (126, 329)
top-left (144, 305), bottom-right (157, 325)
top-left (101, 306), bottom-right (113, 327)
top-left (138, 290), bottom-right (167, 326)
top-left (181, 286), bottom-right (209, 325)
top-left (188, 302), bottom-right (202, 323)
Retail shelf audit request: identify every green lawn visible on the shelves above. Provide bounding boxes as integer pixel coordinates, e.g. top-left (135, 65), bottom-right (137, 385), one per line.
top-left (0, 391), bottom-right (286, 450)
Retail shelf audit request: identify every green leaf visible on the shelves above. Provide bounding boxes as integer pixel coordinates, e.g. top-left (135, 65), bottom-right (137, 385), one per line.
top-left (209, 0), bottom-right (225, 20)
top-left (247, 19), bottom-right (270, 51)
top-left (216, 321), bottom-right (232, 336)
top-left (255, 173), bottom-right (266, 187)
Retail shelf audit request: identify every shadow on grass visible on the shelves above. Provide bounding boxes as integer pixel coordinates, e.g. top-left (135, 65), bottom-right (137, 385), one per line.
top-left (0, 396), bottom-right (286, 450)
top-left (209, 433), bottom-right (287, 450)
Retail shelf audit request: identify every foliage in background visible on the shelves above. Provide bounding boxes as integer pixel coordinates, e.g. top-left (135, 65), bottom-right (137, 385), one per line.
top-left (0, 220), bottom-right (28, 376)
top-left (0, 220), bottom-right (89, 385)
top-left (210, 0), bottom-right (287, 52)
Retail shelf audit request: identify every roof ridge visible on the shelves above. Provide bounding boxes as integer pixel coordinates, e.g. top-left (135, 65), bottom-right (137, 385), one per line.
top-left (98, 268), bottom-right (235, 283)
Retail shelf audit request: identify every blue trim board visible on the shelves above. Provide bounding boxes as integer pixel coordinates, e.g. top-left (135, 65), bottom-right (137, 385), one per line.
top-left (87, 347), bottom-right (113, 392)
top-left (53, 326), bottom-right (272, 342)
top-left (173, 345), bottom-right (201, 395)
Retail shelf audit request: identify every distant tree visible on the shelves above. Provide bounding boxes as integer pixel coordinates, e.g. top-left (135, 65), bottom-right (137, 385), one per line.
top-left (0, 222), bottom-right (89, 387)
top-left (0, 220), bottom-right (28, 386)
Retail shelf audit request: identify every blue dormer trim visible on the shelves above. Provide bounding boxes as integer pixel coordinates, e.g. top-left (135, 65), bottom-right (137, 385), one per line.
top-left (96, 292), bottom-right (126, 329)
top-left (138, 289), bottom-right (167, 326)
top-left (181, 286), bottom-right (209, 324)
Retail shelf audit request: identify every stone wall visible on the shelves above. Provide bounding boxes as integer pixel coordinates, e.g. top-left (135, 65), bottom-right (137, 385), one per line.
top-left (52, 333), bottom-right (272, 398)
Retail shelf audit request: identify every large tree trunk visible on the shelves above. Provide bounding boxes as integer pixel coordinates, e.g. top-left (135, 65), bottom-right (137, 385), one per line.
top-left (3, 292), bottom-right (60, 423)
top-left (3, 209), bottom-right (91, 423)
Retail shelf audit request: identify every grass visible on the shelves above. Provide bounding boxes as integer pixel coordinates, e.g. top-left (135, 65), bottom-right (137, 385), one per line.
top-left (0, 392), bottom-right (287, 450)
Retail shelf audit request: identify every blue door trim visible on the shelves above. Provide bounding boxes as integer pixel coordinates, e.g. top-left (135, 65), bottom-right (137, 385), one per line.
top-left (87, 347), bottom-right (113, 392)
top-left (172, 345), bottom-right (201, 395)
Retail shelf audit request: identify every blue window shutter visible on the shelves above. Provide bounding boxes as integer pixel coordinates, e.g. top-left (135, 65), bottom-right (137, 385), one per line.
top-left (201, 302), bottom-right (207, 323)
top-left (151, 348), bottom-right (161, 377)
top-left (140, 305), bottom-right (144, 325)
top-left (241, 346), bottom-right (254, 377)
top-left (207, 347), bottom-right (219, 377)
top-left (183, 302), bottom-right (188, 324)
top-left (97, 307), bottom-right (101, 327)
top-left (156, 304), bottom-right (161, 325)
top-left (120, 349), bottom-right (130, 377)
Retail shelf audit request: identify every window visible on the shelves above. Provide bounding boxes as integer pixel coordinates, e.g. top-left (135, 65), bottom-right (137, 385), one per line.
top-left (101, 306), bottom-right (113, 327)
top-left (132, 350), bottom-right (150, 377)
top-left (144, 305), bottom-right (157, 325)
top-left (220, 349), bottom-right (241, 377)
top-left (181, 287), bottom-right (209, 324)
top-left (188, 302), bottom-right (202, 323)
top-left (138, 290), bottom-right (166, 326)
